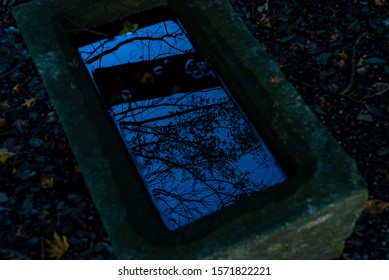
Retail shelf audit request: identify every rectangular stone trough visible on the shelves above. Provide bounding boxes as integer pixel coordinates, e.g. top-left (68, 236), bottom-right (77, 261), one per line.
top-left (13, 0), bottom-right (367, 259)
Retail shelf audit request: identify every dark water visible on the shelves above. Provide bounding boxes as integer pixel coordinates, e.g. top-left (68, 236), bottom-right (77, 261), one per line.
top-left (76, 11), bottom-right (287, 230)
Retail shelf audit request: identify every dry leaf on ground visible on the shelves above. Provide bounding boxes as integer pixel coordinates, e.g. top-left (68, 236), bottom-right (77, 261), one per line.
top-left (12, 84), bottom-right (21, 94)
top-left (39, 174), bottom-right (54, 189)
top-left (339, 50), bottom-right (349, 60)
top-left (45, 231), bottom-right (69, 260)
top-left (0, 148), bottom-right (16, 164)
top-left (21, 97), bottom-right (37, 108)
top-left (0, 101), bottom-right (11, 111)
top-left (374, 0), bottom-right (385, 6)
top-left (364, 199), bottom-right (389, 214)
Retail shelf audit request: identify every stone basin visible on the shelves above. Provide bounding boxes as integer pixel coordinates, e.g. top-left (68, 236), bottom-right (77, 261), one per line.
top-left (13, 0), bottom-right (367, 259)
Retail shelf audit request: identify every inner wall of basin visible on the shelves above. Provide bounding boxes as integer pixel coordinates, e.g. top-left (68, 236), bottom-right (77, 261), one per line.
top-left (75, 8), bottom-right (287, 230)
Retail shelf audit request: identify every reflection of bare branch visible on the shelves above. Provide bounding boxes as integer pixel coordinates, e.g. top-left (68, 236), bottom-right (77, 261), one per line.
top-left (76, 15), bottom-right (286, 229)
top-left (154, 188), bottom-right (205, 224)
top-left (85, 32), bottom-right (187, 64)
top-left (138, 153), bottom-right (228, 206)
top-left (79, 41), bottom-right (105, 64)
top-left (113, 90), bottom-right (221, 120)
top-left (119, 92), bottom-right (265, 210)
top-left (119, 101), bottom-right (229, 126)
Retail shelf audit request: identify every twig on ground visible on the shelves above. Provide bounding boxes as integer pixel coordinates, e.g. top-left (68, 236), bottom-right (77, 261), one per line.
top-left (62, 17), bottom-right (112, 40)
top-left (336, 32), bottom-right (366, 96)
top-left (0, 64), bottom-right (19, 80)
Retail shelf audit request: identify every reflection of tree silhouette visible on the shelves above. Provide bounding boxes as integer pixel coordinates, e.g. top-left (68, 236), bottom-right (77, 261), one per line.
top-left (78, 19), bottom-right (286, 230)
top-left (113, 88), bottom-right (280, 229)
top-left (84, 31), bottom-right (187, 65)
top-left (80, 20), bottom-right (190, 65)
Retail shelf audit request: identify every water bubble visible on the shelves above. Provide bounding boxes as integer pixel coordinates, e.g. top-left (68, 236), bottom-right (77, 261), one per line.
top-left (154, 65), bottom-right (163, 75)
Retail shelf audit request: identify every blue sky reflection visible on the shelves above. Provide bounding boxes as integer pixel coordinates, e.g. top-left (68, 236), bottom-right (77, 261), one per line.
top-left (78, 19), bottom-right (287, 230)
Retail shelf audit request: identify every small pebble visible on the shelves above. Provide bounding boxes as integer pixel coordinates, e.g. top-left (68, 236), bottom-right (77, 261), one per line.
top-left (0, 192), bottom-right (8, 204)
top-left (28, 137), bottom-right (45, 148)
top-left (352, 252), bottom-right (362, 260)
top-left (67, 194), bottom-right (81, 203)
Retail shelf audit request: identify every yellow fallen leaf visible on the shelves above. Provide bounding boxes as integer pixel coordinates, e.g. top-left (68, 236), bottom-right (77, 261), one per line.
top-left (21, 97), bottom-right (37, 108)
top-left (260, 21), bottom-right (271, 28)
top-left (364, 199), bottom-right (389, 214)
top-left (0, 148), bottom-right (16, 165)
top-left (140, 72), bottom-right (154, 83)
top-left (374, 0), bottom-right (385, 6)
top-left (339, 50), bottom-right (349, 60)
top-left (40, 174), bottom-right (54, 189)
top-left (119, 21), bottom-right (139, 35)
top-left (12, 83), bottom-right (21, 94)
top-left (0, 101), bottom-right (11, 111)
top-left (45, 231), bottom-right (69, 260)
top-left (171, 85), bottom-right (181, 93)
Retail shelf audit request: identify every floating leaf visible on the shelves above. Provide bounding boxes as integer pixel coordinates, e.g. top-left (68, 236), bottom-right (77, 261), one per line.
top-left (171, 86), bottom-right (181, 93)
top-left (364, 199), bottom-right (389, 214)
top-left (0, 148), bottom-right (16, 164)
top-left (21, 97), bottom-right (37, 108)
top-left (140, 72), bottom-right (154, 83)
top-left (119, 21), bottom-right (139, 35)
top-left (45, 231), bottom-right (69, 260)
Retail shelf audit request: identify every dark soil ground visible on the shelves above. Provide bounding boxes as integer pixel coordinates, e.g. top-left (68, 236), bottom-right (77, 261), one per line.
top-left (1, 0), bottom-right (388, 259)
